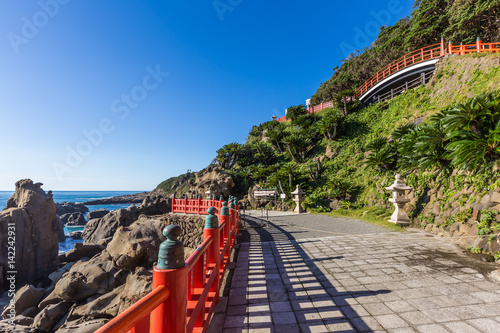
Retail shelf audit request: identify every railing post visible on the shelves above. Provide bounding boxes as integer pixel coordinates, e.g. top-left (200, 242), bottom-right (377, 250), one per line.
top-left (440, 38), bottom-right (445, 56)
top-left (151, 225), bottom-right (187, 333)
top-left (204, 207), bottom-right (220, 304)
top-left (220, 201), bottom-right (230, 268)
top-left (449, 41), bottom-right (453, 54)
top-left (420, 48), bottom-right (424, 61)
top-left (477, 37), bottom-right (482, 53)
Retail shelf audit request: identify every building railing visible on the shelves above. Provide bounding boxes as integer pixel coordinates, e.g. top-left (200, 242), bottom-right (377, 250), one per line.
top-left (96, 196), bottom-right (241, 333)
top-left (274, 39), bottom-right (500, 122)
top-left (172, 198), bottom-right (222, 215)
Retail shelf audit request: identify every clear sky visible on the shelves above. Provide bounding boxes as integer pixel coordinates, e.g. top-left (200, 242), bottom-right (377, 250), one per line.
top-left (0, 0), bottom-right (414, 191)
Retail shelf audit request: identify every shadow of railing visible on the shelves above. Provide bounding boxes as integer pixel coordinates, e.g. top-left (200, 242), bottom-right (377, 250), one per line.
top-left (240, 215), bottom-right (390, 332)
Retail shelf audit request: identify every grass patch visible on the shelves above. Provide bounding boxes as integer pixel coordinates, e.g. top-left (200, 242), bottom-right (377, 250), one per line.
top-left (317, 207), bottom-right (405, 232)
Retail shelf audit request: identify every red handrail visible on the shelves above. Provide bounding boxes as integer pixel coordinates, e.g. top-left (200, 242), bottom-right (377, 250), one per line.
top-left (172, 199), bottom-right (223, 214)
top-left (98, 200), bottom-right (240, 333)
top-left (284, 39), bottom-right (499, 115)
top-left (95, 285), bottom-right (170, 333)
top-left (355, 43), bottom-right (443, 98)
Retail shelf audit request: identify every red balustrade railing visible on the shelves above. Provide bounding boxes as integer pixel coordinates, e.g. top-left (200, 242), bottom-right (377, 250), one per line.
top-left (449, 40), bottom-right (500, 55)
top-left (274, 39), bottom-right (500, 120)
top-left (96, 199), bottom-right (240, 333)
top-left (355, 42), bottom-right (445, 98)
top-left (172, 198), bottom-right (222, 214)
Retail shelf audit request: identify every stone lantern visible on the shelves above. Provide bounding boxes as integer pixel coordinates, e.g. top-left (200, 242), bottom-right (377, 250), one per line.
top-left (205, 189), bottom-right (212, 200)
top-left (271, 114), bottom-right (277, 121)
top-left (385, 174), bottom-right (413, 226)
top-left (291, 185), bottom-right (305, 214)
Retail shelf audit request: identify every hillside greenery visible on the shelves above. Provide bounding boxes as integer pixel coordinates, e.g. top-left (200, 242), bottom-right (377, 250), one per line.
top-left (311, 0), bottom-right (500, 105)
top-left (211, 53), bottom-right (500, 214)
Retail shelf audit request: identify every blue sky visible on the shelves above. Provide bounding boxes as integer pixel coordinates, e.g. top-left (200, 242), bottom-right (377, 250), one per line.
top-left (0, 0), bottom-right (414, 191)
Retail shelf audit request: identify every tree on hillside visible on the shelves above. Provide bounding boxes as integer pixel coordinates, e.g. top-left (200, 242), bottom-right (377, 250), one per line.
top-left (285, 105), bottom-right (308, 121)
top-left (216, 142), bottom-right (243, 170)
top-left (316, 108), bottom-right (343, 140)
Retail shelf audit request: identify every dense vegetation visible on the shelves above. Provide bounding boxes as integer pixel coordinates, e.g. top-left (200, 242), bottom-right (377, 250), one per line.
top-left (311, 0), bottom-right (500, 104)
top-left (210, 53), bottom-right (500, 213)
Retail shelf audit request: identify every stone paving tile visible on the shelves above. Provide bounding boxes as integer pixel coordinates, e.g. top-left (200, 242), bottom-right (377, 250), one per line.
top-left (212, 216), bottom-right (500, 333)
top-left (467, 318), bottom-right (500, 333)
top-left (415, 323), bottom-right (450, 333)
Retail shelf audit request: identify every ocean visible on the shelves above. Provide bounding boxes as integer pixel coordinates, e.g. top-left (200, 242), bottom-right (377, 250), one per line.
top-left (0, 191), bottom-right (144, 253)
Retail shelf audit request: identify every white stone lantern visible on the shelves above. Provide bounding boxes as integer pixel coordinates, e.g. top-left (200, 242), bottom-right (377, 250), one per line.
top-left (385, 174), bottom-right (413, 226)
top-left (291, 185), bottom-right (305, 214)
top-left (205, 189), bottom-right (212, 200)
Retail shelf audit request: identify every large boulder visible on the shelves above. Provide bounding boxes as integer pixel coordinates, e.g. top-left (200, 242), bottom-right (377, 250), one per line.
top-left (82, 209), bottom-right (135, 244)
top-left (53, 256), bottom-right (128, 302)
top-left (33, 301), bottom-right (73, 332)
top-left (106, 218), bottom-right (164, 270)
top-left (56, 202), bottom-right (88, 216)
top-left (60, 212), bottom-right (86, 226)
top-left (54, 318), bottom-right (109, 333)
top-left (59, 243), bottom-right (105, 264)
top-left (136, 195), bottom-right (170, 216)
top-left (188, 166), bottom-right (235, 199)
top-left (86, 209), bottom-right (109, 221)
top-left (1, 285), bottom-right (45, 319)
top-left (0, 179), bottom-right (59, 289)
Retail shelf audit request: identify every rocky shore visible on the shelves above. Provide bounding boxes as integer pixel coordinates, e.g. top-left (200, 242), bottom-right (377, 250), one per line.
top-left (0, 180), bottom-right (204, 332)
top-left (83, 192), bottom-right (149, 205)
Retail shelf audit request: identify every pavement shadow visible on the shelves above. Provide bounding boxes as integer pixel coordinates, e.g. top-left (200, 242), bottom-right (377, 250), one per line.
top-left (240, 214), bottom-right (390, 332)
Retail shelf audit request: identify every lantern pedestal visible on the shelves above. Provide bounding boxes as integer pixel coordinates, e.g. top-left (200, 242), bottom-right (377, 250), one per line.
top-left (385, 175), bottom-right (413, 226)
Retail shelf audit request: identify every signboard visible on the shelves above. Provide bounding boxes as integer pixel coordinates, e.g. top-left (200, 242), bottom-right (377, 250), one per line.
top-left (254, 190), bottom-right (276, 197)
top-left (252, 188), bottom-right (277, 210)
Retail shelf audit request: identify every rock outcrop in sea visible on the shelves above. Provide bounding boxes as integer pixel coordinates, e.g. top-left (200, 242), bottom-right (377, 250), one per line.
top-left (0, 179), bottom-right (60, 289)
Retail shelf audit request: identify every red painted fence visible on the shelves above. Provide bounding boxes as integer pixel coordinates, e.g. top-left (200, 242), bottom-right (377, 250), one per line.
top-left (96, 199), bottom-right (240, 333)
top-left (277, 39), bottom-right (500, 122)
top-left (172, 198), bottom-right (222, 215)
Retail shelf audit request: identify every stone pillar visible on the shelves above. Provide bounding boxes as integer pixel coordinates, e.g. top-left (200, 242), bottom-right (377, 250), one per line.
top-left (291, 185), bottom-right (305, 214)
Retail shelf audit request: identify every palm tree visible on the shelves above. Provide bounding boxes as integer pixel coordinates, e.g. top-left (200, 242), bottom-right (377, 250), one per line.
top-left (442, 92), bottom-right (500, 136)
top-left (281, 161), bottom-right (298, 189)
top-left (365, 138), bottom-right (397, 173)
top-left (216, 142), bottom-right (243, 169)
top-left (317, 109), bottom-right (342, 140)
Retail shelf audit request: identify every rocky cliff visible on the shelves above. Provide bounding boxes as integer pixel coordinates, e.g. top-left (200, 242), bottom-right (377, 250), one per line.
top-left (0, 179), bottom-right (60, 290)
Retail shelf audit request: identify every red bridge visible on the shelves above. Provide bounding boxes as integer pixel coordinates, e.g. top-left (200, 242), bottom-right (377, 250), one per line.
top-left (277, 39), bottom-right (500, 122)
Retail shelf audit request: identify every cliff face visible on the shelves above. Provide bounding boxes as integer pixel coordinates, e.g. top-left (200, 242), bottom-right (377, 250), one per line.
top-left (0, 179), bottom-right (60, 289)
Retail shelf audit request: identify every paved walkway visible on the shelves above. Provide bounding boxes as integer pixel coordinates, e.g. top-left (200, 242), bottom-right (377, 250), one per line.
top-left (209, 214), bottom-right (500, 333)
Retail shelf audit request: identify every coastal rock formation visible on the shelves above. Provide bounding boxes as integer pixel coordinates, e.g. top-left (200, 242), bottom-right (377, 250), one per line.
top-left (57, 217), bottom-right (66, 242)
top-left (188, 166), bottom-right (235, 199)
top-left (136, 195), bottom-right (170, 215)
top-left (82, 209), bottom-right (135, 245)
top-left (56, 202), bottom-right (88, 216)
top-left (86, 208), bottom-right (109, 220)
top-left (0, 211), bottom-right (205, 332)
top-left (83, 192), bottom-right (149, 205)
top-left (60, 212), bottom-right (86, 226)
top-left (106, 219), bottom-right (163, 270)
top-left (1, 285), bottom-right (45, 319)
top-left (68, 231), bottom-right (82, 239)
top-left (59, 243), bottom-right (105, 264)
top-left (0, 179), bottom-right (59, 289)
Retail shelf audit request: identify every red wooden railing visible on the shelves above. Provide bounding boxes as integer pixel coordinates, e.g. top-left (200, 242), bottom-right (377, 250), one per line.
top-left (172, 198), bottom-right (222, 215)
top-left (355, 41), bottom-right (445, 98)
top-left (276, 39), bottom-right (500, 122)
top-left (96, 199), bottom-right (240, 333)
